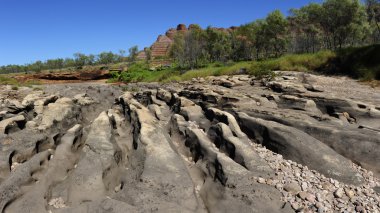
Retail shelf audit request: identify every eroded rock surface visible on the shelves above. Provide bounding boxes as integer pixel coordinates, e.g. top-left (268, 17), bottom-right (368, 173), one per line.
top-left (0, 73), bottom-right (379, 212)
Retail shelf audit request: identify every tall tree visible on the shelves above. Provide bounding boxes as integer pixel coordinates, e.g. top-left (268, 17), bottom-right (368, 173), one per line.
top-left (289, 3), bottom-right (324, 53)
top-left (366, 0), bottom-right (380, 38)
top-left (320, 0), bottom-right (368, 49)
top-left (98, 52), bottom-right (118, 65)
top-left (128, 46), bottom-right (138, 63)
top-left (264, 10), bottom-right (289, 57)
top-left (206, 27), bottom-right (232, 62)
top-left (171, 25), bottom-right (208, 69)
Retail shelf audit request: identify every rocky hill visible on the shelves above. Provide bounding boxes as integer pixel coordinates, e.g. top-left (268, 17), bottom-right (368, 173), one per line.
top-left (0, 72), bottom-right (379, 212)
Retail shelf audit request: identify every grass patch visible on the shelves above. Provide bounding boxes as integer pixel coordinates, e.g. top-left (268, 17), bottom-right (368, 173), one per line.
top-left (164, 61), bottom-right (250, 82)
top-left (114, 62), bottom-right (180, 83)
top-left (0, 75), bottom-right (19, 85)
top-left (248, 51), bottom-right (336, 74)
top-left (110, 45), bottom-right (380, 83)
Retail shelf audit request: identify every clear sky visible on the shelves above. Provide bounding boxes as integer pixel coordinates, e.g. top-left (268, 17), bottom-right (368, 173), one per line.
top-left (0, 0), bottom-right (323, 66)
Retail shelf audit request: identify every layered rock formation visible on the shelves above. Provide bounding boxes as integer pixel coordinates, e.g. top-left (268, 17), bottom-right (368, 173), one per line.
top-left (0, 72), bottom-right (379, 212)
top-left (137, 24), bottom-right (188, 62)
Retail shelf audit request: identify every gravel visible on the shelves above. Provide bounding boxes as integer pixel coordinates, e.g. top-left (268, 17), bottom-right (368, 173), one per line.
top-left (251, 143), bottom-right (380, 212)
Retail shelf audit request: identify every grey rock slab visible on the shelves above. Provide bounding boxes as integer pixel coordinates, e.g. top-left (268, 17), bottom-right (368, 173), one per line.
top-left (237, 112), bottom-right (363, 185)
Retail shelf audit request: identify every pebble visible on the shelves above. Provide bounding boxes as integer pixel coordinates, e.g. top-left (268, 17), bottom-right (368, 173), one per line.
top-left (275, 183), bottom-right (283, 189)
top-left (250, 135), bottom-right (380, 213)
top-left (284, 182), bottom-right (301, 194)
top-left (315, 202), bottom-right (323, 208)
top-left (301, 182), bottom-right (308, 191)
top-left (306, 194), bottom-right (315, 202)
top-left (334, 188), bottom-right (344, 198)
top-left (257, 177), bottom-right (266, 184)
top-left (336, 203), bottom-right (345, 208)
top-left (298, 191), bottom-right (308, 200)
top-left (322, 182), bottom-right (333, 191)
top-left (291, 202), bottom-right (299, 210)
top-left (355, 205), bottom-right (365, 212)
top-left (344, 188), bottom-right (355, 199)
top-left (316, 193), bottom-right (324, 202)
top-left (317, 207), bottom-right (325, 213)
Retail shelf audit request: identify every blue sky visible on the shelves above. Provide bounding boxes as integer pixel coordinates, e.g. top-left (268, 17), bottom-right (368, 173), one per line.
top-left (0, 0), bottom-right (323, 66)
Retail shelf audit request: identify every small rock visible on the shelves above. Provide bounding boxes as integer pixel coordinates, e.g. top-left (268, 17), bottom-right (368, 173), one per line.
top-left (291, 202), bottom-right (299, 210)
top-left (322, 182), bottom-right (333, 191)
top-left (334, 188), bottom-right (344, 198)
top-left (257, 177), bottom-right (266, 184)
top-left (306, 194), bottom-right (316, 202)
top-left (275, 183), bottom-right (283, 189)
top-left (315, 202), bottom-right (323, 208)
top-left (114, 184), bottom-right (122, 192)
top-left (266, 179), bottom-right (273, 185)
top-left (298, 191), bottom-right (308, 200)
top-left (344, 188), bottom-right (355, 199)
top-left (316, 193), bottom-right (324, 202)
top-left (301, 182), bottom-right (308, 191)
top-left (355, 205), bottom-right (364, 212)
top-left (284, 182), bottom-right (301, 194)
top-left (317, 207), bottom-right (325, 213)
top-left (336, 203), bottom-right (345, 209)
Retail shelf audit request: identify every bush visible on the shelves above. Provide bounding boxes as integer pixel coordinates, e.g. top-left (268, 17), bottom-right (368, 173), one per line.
top-left (249, 62), bottom-right (275, 79)
top-left (335, 45), bottom-right (380, 80)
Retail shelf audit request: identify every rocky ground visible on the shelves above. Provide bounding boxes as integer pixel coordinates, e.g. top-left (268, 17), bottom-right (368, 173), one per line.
top-left (0, 71), bottom-right (379, 213)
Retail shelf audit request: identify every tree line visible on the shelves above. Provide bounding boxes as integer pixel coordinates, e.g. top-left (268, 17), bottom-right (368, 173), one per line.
top-left (171, 0), bottom-right (380, 69)
top-left (0, 46), bottom-right (139, 74)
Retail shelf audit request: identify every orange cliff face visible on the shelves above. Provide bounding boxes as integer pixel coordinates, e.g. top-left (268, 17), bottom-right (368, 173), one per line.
top-left (150, 35), bottom-right (173, 58)
top-left (136, 24), bottom-right (188, 63)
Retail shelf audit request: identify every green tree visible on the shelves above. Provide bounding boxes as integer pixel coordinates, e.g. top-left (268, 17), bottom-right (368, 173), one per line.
top-left (128, 46), bottom-right (138, 63)
top-left (289, 3), bottom-right (324, 53)
top-left (206, 27), bottom-right (232, 62)
top-left (98, 52), bottom-right (118, 65)
top-left (170, 33), bottom-right (186, 67)
top-left (73, 53), bottom-right (88, 67)
top-left (320, 0), bottom-right (368, 49)
top-left (144, 48), bottom-right (152, 61)
top-left (87, 54), bottom-right (96, 65)
top-left (366, 0), bottom-right (380, 41)
top-left (171, 25), bottom-right (208, 69)
top-left (264, 10), bottom-right (289, 57)
top-left (119, 50), bottom-right (126, 62)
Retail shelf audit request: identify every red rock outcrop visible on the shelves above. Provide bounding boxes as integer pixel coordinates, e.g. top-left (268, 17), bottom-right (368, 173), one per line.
top-left (150, 35), bottom-right (173, 59)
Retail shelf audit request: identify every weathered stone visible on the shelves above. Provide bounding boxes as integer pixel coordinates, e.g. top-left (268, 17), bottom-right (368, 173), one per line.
top-left (284, 182), bottom-right (302, 194)
top-left (0, 115), bottom-right (25, 134)
top-left (334, 188), bottom-right (345, 198)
